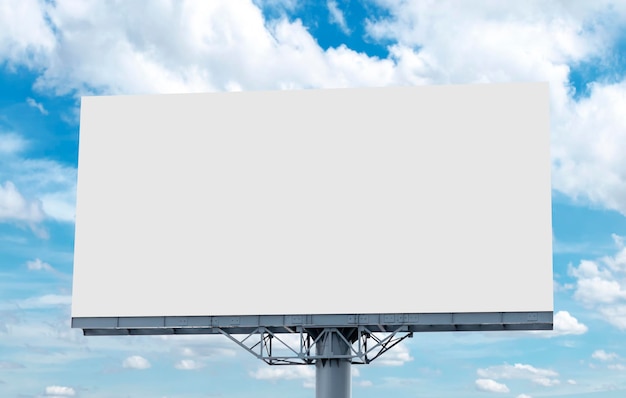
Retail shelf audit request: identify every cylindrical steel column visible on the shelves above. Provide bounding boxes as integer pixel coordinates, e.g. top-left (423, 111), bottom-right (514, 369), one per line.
top-left (315, 331), bottom-right (351, 398)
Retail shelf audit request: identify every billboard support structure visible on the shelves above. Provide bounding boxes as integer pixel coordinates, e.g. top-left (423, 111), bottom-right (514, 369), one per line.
top-left (72, 83), bottom-right (553, 398)
top-left (314, 329), bottom-right (353, 398)
top-left (217, 325), bottom-right (413, 365)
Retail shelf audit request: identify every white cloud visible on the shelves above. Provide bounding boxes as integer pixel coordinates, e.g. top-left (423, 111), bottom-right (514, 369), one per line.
top-left (26, 97), bottom-right (48, 115)
top-left (552, 311), bottom-right (588, 336)
top-left (478, 363), bottom-right (561, 388)
top-left (27, 258), bottom-right (54, 272)
top-left (355, 380), bottom-right (373, 387)
top-left (0, 0), bottom-right (55, 68)
top-left (517, 395), bottom-right (532, 398)
top-left (516, 310), bottom-right (588, 338)
top-left (0, 155), bottom-right (77, 225)
top-left (477, 363), bottom-right (558, 381)
top-left (0, 181), bottom-right (45, 224)
top-left (552, 82), bottom-right (626, 216)
top-left (375, 342), bottom-right (413, 366)
top-left (475, 378), bottom-right (509, 393)
top-left (0, 0), bottom-right (625, 240)
top-left (381, 377), bottom-right (421, 387)
top-left (570, 239), bottom-right (626, 330)
top-left (8, 0), bottom-right (396, 98)
top-left (122, 355), bottom-right (151, 370)
top-left (44, 385), bottom-right (75, 396)
top-left (0, 133), bottom-right (28, 155)
top-left (174, 359), bottom-right (204, 370)
top-left (592, 349), bottom-right (619, 361)
top-left (0, 133), bottom-right (77, 235)
top-left (250, 365), bottom-right (315, 385)
top-left (2, 294), bottom-right (72, 310)
top-left (533, 377), bottom-right (561, 387)
top-left (0, 1), bottom-right (625, 220)
top-left (369, 1), bottom-right (626, 216)
top-left (327, 0), bottom-right (350, 35)
top-left (567, 379), bottom-right (577, 385)
top-left (608, 364), bottom-right (626, 371)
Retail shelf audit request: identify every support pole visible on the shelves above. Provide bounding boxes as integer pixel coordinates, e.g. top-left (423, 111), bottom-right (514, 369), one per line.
top-left (315, 331), bottom-right (352, 398)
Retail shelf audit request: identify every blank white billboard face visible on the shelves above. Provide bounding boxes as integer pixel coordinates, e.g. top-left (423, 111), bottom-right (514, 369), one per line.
top-left (71, 83), bottom-right (552, 318)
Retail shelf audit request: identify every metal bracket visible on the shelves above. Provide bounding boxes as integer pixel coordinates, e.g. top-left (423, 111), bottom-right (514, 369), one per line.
top-left (218, 326), bottom-right (413, 365)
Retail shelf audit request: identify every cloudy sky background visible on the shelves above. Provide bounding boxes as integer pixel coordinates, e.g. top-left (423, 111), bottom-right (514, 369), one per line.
top-left (1, 0), bottom-right (626, 397)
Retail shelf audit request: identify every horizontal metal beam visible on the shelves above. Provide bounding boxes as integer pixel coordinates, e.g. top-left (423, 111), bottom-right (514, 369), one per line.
top-left (73, 311), bottom-right (552, 336)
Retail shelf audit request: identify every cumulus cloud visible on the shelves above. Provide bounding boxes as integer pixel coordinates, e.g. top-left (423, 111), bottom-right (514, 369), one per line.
top-left (1, 0), bottom-right (397, 97)
top-left (522, 310), bottom-right (588, 337)
top-left (551, 311), bottom-right (588, 336)
top-left (517, 394), bottom-right (532, 398)
top-left (569, 237), bottom-right (626, 330)
top-left (362, 1), bottom-right (626, 215)
top-left (475, 378), bottom-right (510, 393)
top-left (0, 0), bottom-right (55, 68)
top-left (122, 355), bottom-right (151, 370)
top-left (0, 0), bottom-right (625, 221)
top-left (552, 82), bottom-right (626, 216)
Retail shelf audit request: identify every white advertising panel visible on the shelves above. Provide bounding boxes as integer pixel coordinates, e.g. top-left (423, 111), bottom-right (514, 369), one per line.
top-left (71, 83), bottom-right (552, 318)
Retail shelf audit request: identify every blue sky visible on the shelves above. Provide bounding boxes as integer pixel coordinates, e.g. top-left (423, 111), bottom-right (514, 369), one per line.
top-left (1, 0), bottom-right (626, 397)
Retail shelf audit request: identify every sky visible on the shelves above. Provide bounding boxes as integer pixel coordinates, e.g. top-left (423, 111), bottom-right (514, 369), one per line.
top-left (1, 0), bottom-right (626, 397)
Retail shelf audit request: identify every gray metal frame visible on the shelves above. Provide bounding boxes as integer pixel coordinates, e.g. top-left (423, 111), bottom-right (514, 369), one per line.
top-left (73, 311), bottom-right (552, 337)
top-left (73, 312), bottom-right (551, 398)
top-left (218, 325), bottom-right (412, 365)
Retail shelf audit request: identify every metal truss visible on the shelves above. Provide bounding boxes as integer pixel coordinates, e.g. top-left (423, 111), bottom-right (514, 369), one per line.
top-left (218, 325), bottom-right (413, 365)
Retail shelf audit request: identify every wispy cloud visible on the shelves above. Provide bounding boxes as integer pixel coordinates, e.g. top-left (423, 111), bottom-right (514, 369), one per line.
top-left (327, 0), bottom-right (350, 35)
top-left (26, 258), bottom-right (54, 272)
top-left (478, 363), bottom-right (558, 380)
top-left (0, 361), bottom-right (25, 369)
top-left (0, 181), bottom-right (45, 223)
top-left (0, 133), bottom-right (28, 155)
top-left (26, 97), bottom-right (48, 115)
top-left (478, 363), bottom-right (560, 388)
top-left (250, 365), bottom-right (315, 388)
top-left (174, 359), bottom-right (204, 370)
top-left (2, 294), bottom-right (72, 310)
top-left (592, 349), bottom-right (619, 361)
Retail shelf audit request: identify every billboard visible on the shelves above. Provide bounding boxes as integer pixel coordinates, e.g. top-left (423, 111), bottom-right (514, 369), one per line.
top-left (71, 83), bottom-right (552, 332)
